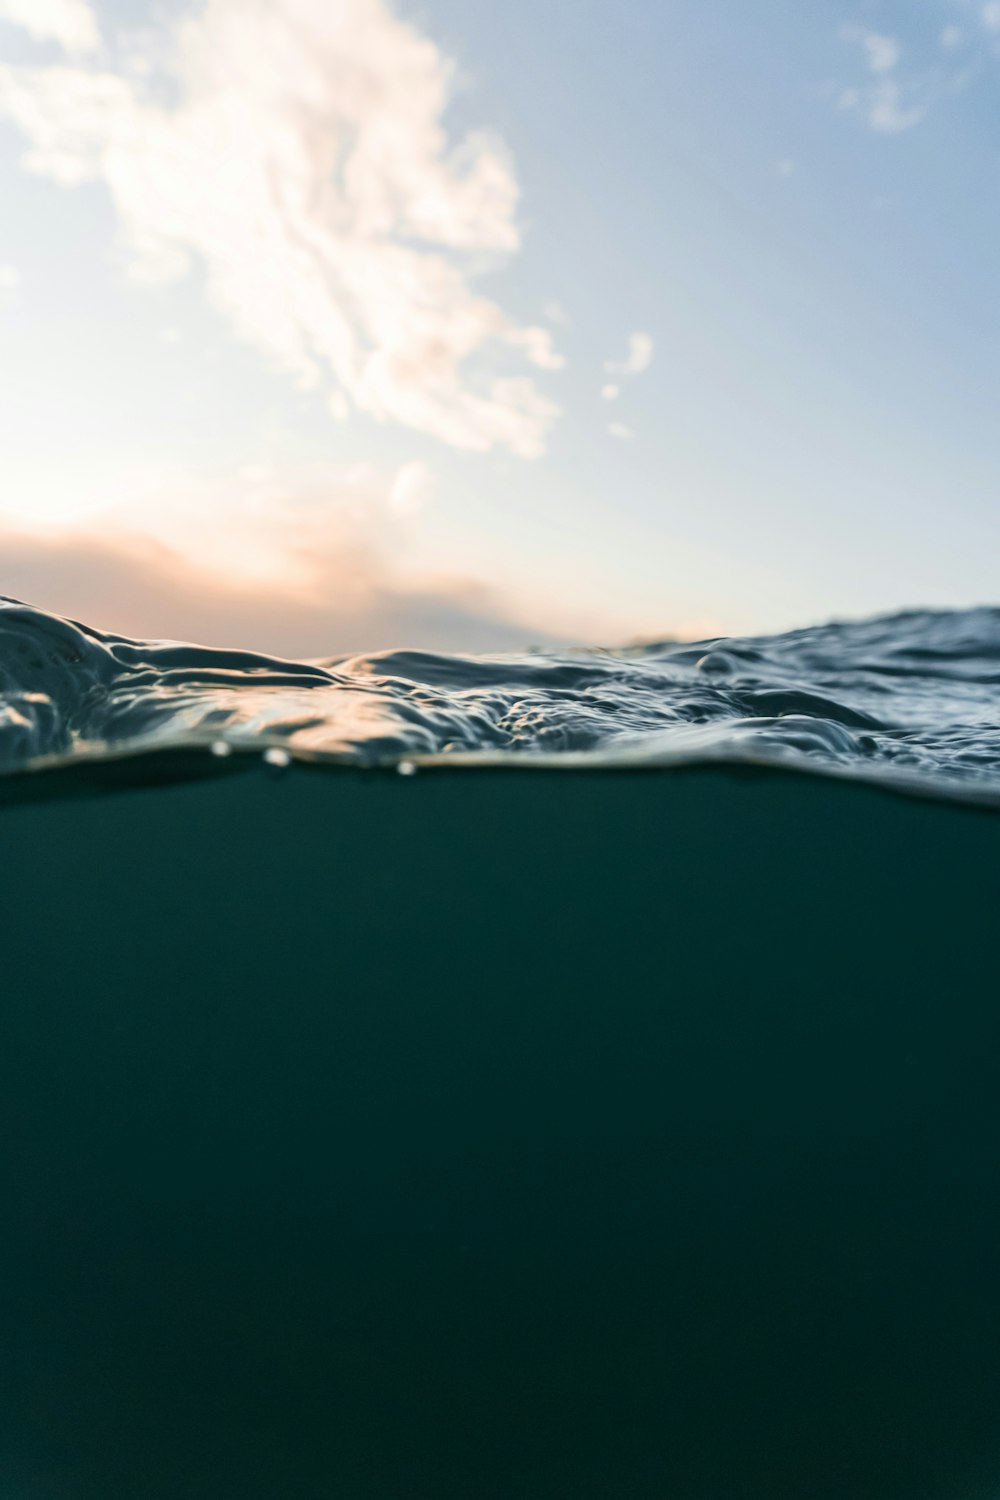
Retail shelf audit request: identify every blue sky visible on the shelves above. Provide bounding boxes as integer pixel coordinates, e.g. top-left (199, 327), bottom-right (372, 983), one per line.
top-left (1, 0), bottom-right (999, 653)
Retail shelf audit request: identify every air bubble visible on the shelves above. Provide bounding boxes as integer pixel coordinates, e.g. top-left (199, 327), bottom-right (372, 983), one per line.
top-left (397, 759), bottom-right (417, 777)
top-left (210, 739), bottom-right (232, 758)
top-left (263, 746), bottom-right (291, 770)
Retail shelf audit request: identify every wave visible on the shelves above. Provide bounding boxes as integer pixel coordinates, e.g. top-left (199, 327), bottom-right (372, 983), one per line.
top-left (4, 596), bottom-right (1000, 803)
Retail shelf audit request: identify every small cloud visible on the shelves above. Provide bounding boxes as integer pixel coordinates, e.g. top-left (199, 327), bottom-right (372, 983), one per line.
top-left (508, 325), bottom-right (565, 372)
top-left (862, 31), bottom-right (900, 74)
top-left (0, 0), bottom-right (99, 53)
top-left (158, 326), bottom-right (181, 345)
top-left (388, 460), bottom-right (433, 518)
top-left (605, 332), bottom-right (654, 378)
top-left (0, 262), bottom-right (20, 291)
top-left (940, 24), bottom-right (963, 48)
top-left (544, 301), bottom-right (569, 326)
top-left (601, 383), bottom-right (620, 401)
top-left (777, 158), bottom-right (795, 177)
top-left (838, 30), bottom-right (925, 134)
top-left (868, 78), bottom-right (924, 133)
top-left (983, 2), bottom-right (1000, 31)
top-left (608, 422), bottom-right (634, 441)
top-left (842, 26), bottom-right (900, 74)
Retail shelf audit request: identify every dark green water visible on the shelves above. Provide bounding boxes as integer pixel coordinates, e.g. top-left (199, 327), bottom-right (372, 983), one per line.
top-left (2, 760), bottom-right (1000, 1498)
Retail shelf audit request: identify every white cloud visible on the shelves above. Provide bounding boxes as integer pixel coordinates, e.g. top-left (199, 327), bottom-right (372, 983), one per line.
top-left (1, 454), bottom-right (435, 593)
top-left (941, 25), bottom-right (963, 48)
top-left (777, 158), bottom-right (795, 177)
top-left (867, 78), bottom-right (925, 133)
top-left (605, 332), bottom-right (654, 378)
top-left (861, 32), bottom-right (900, 74)
top-left (842, 26), bottom-right (900, 75)
top-left (608, 422), bottom-right (634, 441)
top-left (388, 459), bottom-right (433, 517)
top-left (983, 3), bottom-right (1000, 31)
top-left (838, 29), bottom-right (925, 134)
top-left (0, 0), bottom-right (561, 458)
top-left (0, 0), bottom-right (99, 53)
top-left (601, 383), bottom-right (619, 401)
top-left (0, 522), bottom-right (557, 657)
top-left (0, 455), bottom-right (609, 655)
top-left (0, 262), bottom-right (20, 290)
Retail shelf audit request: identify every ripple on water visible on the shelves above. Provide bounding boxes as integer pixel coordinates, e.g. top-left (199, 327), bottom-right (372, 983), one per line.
top-left (3, 596), bottom-right (1000, 804)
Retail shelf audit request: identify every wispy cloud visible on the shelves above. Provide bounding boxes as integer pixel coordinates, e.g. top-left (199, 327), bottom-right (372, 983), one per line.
top-left (841, 25), bottom-right (900, 71)
top-left (867, 79), bottom-right (925, 133)
top-left (601, 332), bottom-right (653, 408)
top-left (0, 262), bottom-right (20, 292)
top-left (0, 0), bottom-right (99, 53)
top-left (0, 455), bottom-right (586, 652)
top-left (0, 0), bottom-right (561, 457)
top-left (388, 460), bottom-right (433, 518)
top-left (941, 25), bottom-right (964, 48)
top-left (861, 31), bottom-right (900, 74)
top-left (839, 26), bottom-right (926, 133)
top-left (608, 422), bottom-right (634, 441)
top-left (983, 3), bottom-right (1000, 31)
top-left (22, 459), bottom-right (449, 593)
top-left (605, 332), bottom-right (654, 378)
top-left (0, 524), bottom-right (563, 657)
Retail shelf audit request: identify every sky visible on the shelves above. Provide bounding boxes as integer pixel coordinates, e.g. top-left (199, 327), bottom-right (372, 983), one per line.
top-left (1, 0), bottom-right (1000, 655)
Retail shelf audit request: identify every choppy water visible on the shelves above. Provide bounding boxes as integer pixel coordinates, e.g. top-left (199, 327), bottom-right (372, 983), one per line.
top-left (4, 596), bottom-right (1000, 803)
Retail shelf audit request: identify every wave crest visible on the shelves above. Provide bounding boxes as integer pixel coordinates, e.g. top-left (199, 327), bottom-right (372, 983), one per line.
top-left (4, 597), bottom-right (1000, 802)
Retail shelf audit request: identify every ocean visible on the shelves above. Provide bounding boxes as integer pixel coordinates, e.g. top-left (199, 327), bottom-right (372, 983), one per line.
top-left (2, 597), bottom-right (1000, 1498)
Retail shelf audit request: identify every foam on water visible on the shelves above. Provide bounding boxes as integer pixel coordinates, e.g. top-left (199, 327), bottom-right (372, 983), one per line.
top-left (3, 596), bottom-right (1000, 802)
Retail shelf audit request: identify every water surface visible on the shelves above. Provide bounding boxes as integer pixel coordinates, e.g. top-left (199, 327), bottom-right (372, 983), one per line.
top-left (4, 598), bottom-right (1000, 803)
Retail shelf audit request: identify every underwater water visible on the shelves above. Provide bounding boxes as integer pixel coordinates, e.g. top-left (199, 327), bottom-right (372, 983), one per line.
top-left (2, 598), bottom-right (1000, 1499)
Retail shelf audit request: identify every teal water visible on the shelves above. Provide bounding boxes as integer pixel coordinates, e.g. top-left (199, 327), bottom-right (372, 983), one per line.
top-left (2, 601), bottom-right (1000, 1498)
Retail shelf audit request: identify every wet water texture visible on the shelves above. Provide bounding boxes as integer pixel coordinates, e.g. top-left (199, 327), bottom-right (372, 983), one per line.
top-left (5, 597), bottom-right (1000, 802)
top-left (2, 600), bottom-right (1000, 1498)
